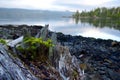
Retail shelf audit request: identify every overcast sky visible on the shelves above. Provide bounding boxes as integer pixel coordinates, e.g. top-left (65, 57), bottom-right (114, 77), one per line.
top-left (0, 0), bottom-right (120, 11)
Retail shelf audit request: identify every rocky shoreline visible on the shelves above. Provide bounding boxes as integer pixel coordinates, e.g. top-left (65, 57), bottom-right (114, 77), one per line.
top-left (57, 32), bottom-right (120, 80)
top-left (0, 25), bottom-right (120, 80)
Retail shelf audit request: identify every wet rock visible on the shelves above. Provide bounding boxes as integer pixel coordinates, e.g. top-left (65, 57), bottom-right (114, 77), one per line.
top-left (107, 69), bottom-right (120, 80)
top-left (0, 25), bottom-right (42, 39)
top-left (89, 73), bottom-right (102, 80)
top-left (102, 75), bottom-right (111, 80)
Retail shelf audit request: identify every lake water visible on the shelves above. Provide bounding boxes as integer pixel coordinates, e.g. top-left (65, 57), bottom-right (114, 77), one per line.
top-left (0, 18), bottom-right (120, 41)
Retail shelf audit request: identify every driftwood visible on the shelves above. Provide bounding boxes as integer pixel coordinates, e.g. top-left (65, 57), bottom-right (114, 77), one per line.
top-left (35, 24), bottom-right (49, 40)
top-left (7, 36), bottom-right (23, 47)
top-left (0, 44), bottom-right (38, 80)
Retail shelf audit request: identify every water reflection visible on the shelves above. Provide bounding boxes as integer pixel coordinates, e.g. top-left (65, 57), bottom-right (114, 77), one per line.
top-left (77, 18), bottom-right (120, 30)
top-left (50, 18), bottom-right (120, 41)
top-left (78, 27), bottom-right (120, 41)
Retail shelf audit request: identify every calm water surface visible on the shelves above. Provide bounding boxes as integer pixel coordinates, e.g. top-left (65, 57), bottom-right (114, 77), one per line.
top-left (0, 18), bottom-right (120, 41)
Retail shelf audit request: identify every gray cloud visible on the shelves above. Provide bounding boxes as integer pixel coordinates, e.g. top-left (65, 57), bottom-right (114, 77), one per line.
top-left (53, 2), bottom-right (95, 11)
top-left (53, 0), bottom-right (120, 11)
top-left (0, 0), bottom-right (119, 11)
top-left (102, 0), bottom-right (120, 7)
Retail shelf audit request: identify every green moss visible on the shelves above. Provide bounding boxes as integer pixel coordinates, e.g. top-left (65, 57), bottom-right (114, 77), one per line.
top-left (17, 37), bottom-right (54, 62)
top-left (72, 69), bottom-right (78, 79)
top-left (0, 39), bottom-right (6, 45)
top-left (73, 70), bottom-right (78, 77)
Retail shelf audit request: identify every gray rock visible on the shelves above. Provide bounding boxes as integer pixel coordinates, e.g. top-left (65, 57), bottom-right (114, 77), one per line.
top-left (102, 75), bottom-right (111, 80)
top-left (107, 69), bottom-right (120, 80)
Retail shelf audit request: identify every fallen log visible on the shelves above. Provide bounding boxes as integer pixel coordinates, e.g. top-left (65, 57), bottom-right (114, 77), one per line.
top-left (7, 36), bottom-right (24, 47)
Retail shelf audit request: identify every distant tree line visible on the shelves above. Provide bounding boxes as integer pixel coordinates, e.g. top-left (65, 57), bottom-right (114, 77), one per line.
top-left (73, 7), bottom-right (120, 19)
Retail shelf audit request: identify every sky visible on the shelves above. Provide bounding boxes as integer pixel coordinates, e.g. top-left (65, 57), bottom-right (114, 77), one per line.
top-left (0, 0), bottom-right (120, 11)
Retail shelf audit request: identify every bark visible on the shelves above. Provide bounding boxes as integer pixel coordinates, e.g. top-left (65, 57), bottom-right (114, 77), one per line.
top-left (0, 44), bottom-right (38, 80)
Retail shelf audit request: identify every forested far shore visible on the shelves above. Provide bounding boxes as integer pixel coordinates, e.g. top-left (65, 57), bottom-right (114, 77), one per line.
top-left (73, 7), bottom-right (120, 19)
